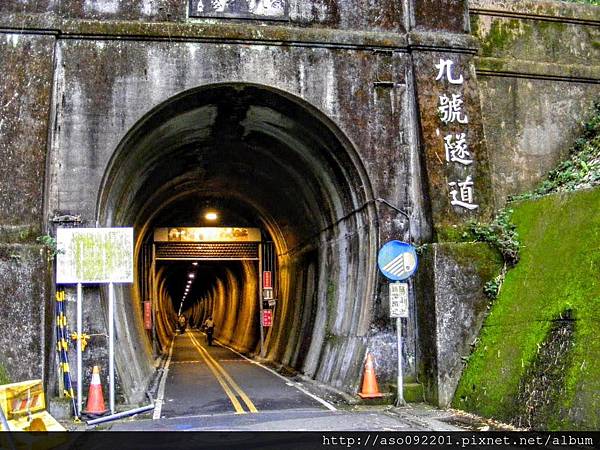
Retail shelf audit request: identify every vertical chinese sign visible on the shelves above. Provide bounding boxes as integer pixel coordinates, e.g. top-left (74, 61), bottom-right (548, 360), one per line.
top-left (413, 52), bottom-right (493, 237)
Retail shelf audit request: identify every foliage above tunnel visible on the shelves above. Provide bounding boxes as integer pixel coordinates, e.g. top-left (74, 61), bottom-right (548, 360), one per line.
top-left (564, 0), bottom-right (600, 5)
top-left (512, 100), bottom-right (600, 199)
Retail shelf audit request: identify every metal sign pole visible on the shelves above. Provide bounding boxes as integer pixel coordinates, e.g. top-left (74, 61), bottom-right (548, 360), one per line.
top-left (76, 282), bottom-right (83, 417)
top-left (396, 316), bottom-right (405, 406)
top-left (0, 397), bottom-right (10, 430)
top-left (108, 282), bottom-right (115, 414)
top-left (379, 242), bottom-right (417, 408)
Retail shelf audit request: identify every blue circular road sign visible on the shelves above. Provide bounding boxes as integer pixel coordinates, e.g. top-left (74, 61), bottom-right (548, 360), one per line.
top-left (377, 241), bottom-right (418, 281)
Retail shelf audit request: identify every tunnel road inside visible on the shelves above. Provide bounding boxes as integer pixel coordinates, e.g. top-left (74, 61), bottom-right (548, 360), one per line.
top-left (154, 330), bottom-right (333, 419)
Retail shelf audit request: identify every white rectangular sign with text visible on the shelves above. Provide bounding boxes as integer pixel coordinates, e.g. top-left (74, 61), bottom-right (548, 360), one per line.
top-left (389, 282), bottom-right (409, 318)
top-left (56, 228), bottom-right (134, 284)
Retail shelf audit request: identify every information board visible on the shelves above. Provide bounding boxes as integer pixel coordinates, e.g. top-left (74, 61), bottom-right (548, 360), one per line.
top-left (56, 228), bottom-right (134, 284)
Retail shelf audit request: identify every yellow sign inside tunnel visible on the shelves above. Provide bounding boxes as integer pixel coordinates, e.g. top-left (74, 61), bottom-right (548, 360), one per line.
top-left (154, 227), bottom-right (262, 243)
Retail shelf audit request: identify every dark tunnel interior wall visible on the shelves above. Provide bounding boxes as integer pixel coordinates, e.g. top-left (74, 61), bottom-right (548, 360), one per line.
top-left (97, 84), bottom-right (378, 399)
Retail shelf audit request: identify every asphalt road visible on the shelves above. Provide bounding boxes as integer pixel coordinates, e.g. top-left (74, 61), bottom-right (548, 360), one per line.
top-left (154, 330), bottom-right (327, 419)
top-left (107, 330), bottom-right (460, 431)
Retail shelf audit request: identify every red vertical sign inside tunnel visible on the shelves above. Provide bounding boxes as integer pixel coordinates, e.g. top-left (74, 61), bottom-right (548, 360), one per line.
top-left (262, 309), bottom-right (273, 327)
top-left (263, 271), bottom-right (272, 288)
top-left (144, 301), bottom-right (152, 329)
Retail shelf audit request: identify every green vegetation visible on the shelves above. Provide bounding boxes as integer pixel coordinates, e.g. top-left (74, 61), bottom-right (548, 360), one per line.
top-left (453, 188), bottom-right (600, 429)
top-left (463, 209), bottom-right (521, 267)
top-left (454, 101), bottom-right (600, 429)
top-left (564, 0), bottom-right (600, 5)
top-left (0, 363), bottom-right (10, 385)
top-left (459, 209), bottom-right (520, 300)
top-left (36, 234), bottom-right (62, 260)
top-left (512, 101), bottom-right (600, 200)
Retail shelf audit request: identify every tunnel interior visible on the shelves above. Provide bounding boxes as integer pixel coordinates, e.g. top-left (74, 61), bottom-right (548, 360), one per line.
top-left (97, 83), bottom-right (378, 401)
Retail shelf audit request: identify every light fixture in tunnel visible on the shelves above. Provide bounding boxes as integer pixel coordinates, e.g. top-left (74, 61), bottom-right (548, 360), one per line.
top-left (205, 211), bottom-right (218, 221)
top-left (188, 273), bottom-right (195, 279)
top-left (192, 262), bottom-right (198, 266)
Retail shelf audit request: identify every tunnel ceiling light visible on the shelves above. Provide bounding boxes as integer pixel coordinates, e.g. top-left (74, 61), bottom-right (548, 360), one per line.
top-left (188, 273), bottom-right (195, 279)
top-left (205, 211), bottom-right (218, 221)
top-left (192, 262), bottom-right (198, 266)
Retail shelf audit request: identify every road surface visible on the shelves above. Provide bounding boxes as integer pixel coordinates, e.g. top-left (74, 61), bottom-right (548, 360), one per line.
top-left (107, 330), bottom-right (459, 431)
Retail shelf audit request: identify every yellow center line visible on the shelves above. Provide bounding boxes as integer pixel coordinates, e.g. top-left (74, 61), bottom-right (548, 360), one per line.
top-left (187, 333), bottom-right (245, 414)
top-left (189, 332), bottom-right (259, 413)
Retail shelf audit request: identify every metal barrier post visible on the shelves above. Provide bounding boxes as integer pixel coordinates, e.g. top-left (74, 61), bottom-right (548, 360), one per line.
top-left (76, 282), bottom-right (83, 416)
top-left (109, 282), bottom-right (115, 414)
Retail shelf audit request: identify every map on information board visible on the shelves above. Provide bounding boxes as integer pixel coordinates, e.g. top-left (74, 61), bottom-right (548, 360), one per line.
top-left (56, 228), bottom-right (134, 284)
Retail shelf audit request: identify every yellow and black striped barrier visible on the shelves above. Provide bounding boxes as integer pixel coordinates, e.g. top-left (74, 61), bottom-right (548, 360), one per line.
top-left (55, 289), bottom-right (77, 417)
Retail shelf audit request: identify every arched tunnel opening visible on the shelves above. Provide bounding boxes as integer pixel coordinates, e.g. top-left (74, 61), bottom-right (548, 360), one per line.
top-left (96, 83), bottom-right (379, 402)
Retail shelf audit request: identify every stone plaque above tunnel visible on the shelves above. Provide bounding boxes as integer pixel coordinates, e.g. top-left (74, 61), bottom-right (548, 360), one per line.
top-left (189, 0), bottom-right (288, 20)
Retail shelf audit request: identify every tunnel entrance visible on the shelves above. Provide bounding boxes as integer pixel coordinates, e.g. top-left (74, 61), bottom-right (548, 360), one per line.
top-left (151, 226), bottom-right (274, 357)
top-left (96, 83), bottom-right (378, 402)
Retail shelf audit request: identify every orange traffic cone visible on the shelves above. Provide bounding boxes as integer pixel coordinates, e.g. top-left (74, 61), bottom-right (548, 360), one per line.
top-left (83, 366), bottom-right (108, 415)
top-left (358, 353), bottom-right (383, 398)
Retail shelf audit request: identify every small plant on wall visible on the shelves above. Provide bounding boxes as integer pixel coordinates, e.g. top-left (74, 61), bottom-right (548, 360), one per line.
top-left (36, 234), bottom-right (63, 261)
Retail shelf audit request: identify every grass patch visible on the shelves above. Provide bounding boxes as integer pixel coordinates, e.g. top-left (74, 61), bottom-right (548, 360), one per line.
top-left (563, 0), bottom-right (600, 5)
top-left (0, 363), bottom-right (10, 385)
top-left (453, 188), bottom-right (600, 429)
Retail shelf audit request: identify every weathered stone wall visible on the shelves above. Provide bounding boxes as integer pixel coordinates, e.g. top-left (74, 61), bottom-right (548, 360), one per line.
top-left (0, 0), bottom-right (407, 32)
top-left (1, 0), bottom-right (596, 412)
top-left (0, 245), bottom-right (50, 384)
top-left (470, 0), bottom-right (600, 205)
top-left (46, 39), bottom-right (413, 225)
top-left (416, 243), bottom-right (502, 407)
top-left (0, 33), bottom-right (54, 236)
top-left (0, 32), bottom-right (55, 388)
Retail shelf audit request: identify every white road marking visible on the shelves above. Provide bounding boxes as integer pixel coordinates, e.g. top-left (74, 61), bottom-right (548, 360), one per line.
top-left (153, 336), bottom-right (176, 420)
top-left (216, 341), bottom-right (337, 411)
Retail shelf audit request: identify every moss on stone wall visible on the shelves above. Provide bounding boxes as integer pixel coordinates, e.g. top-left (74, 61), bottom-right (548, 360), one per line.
top-left (565, 0), bottom-right (600, 5)
top-left (472, 5), bottom-right (598, 67)
top-left (0, 363), bottom-right (10, 385)
top-left (453, 187), bottom-right (600, 429)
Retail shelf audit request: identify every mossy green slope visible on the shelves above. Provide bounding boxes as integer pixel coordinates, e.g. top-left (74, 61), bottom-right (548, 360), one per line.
top-left (454, 187), bottom-right (600, 430)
